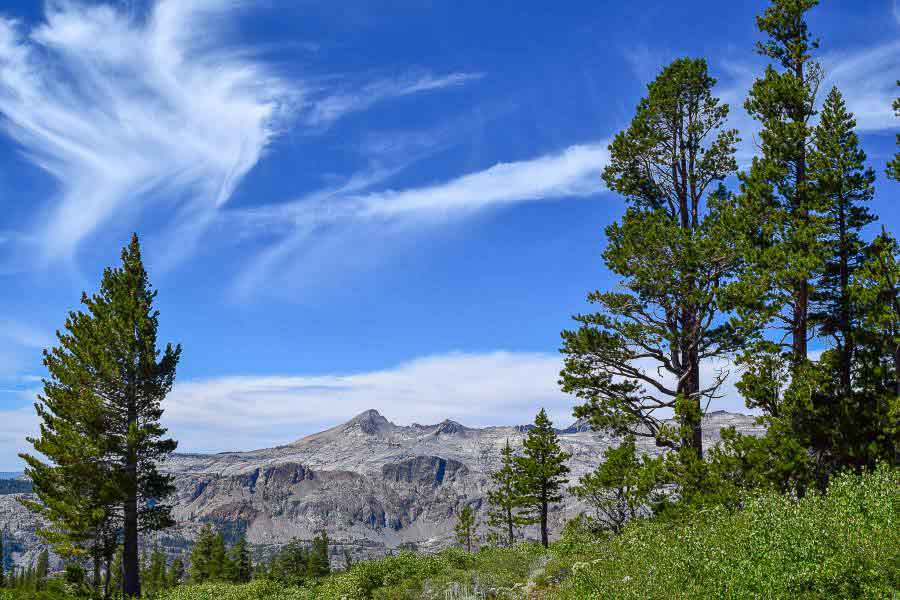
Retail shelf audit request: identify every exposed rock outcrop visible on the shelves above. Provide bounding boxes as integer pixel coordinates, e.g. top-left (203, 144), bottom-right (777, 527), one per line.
top-left (1, 409), bottom-right (764, 567)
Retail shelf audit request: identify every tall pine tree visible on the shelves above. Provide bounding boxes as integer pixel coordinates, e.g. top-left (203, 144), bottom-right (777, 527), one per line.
top-left (227, 536), bottom-right (253, 584)
top-left (732, 0), bottom-right (824, 380)
top-left (486, 440), bottom-right (523, 547)
top-left (453, 504), bottom-right (476, 553)
top-left (167, 555), bottom-right (184, 588)
top-left (809, 87), bottom-right (875, 394)
top-left (190, 525), bottom-right (225, 584)
top-left (560, 58), bottom-right (740, 457)
top-left (514, 409), bottom-right (570, 547)
top-left (34, 550), bottom-right (48, 591)
top-left (22, 234), bottom-right (180, 598)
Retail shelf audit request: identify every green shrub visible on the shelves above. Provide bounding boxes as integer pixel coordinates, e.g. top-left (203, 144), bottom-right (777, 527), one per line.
top-left (555, 464), bottom-right (899, 599)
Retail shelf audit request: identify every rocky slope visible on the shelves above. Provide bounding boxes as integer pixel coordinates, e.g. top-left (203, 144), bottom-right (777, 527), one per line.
top-left (1, 410), bottom-right (763, 568)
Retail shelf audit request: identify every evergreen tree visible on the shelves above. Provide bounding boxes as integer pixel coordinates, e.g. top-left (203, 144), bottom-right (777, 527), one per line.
top-left (226, 536), bottom-right (252, 583)
top-left (34, 550), bottom-right (48, 591)
top-left (190, 525), bottom-right (225, 583)
top-left (722, 83), bottom-right (895, 493)
top-left (266, 539), bottom-right (309, 587)
top-left (731, 0), bottom-right (824, 386)
top-left (109, 545), bottom-right (124, 598)
top-left (253, 559), bottom-right (268, 580)
top-left (167, 556), bottom-right (184, 588)
top-left (453, 504), bottom-right (476, 552)
top-left (572, 436), bottom-right (653, 534)
top-left (851, 231), bottom-right (900, 451)
top-left (560, 58), bottom-right (740, 457)
top-left (514, 409), bottom-right (571, 547)
top-left (305, 531), bottom-right (330, 579)
top-left (145, 547), bottom-right (166, 596)
top-left (486, 440), bottom-right (524, 546)
top-left (21, 234), bottom-right (181, 597)
top-left (809, 87), bottom-right (876, 394)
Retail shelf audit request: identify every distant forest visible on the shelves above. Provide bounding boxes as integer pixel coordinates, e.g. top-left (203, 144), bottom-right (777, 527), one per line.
top-left (0, 479), bottom-right (31, 495)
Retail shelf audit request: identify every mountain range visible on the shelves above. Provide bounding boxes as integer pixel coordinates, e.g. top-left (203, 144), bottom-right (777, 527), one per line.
top-left (0, 409), bottom-right (764, 569)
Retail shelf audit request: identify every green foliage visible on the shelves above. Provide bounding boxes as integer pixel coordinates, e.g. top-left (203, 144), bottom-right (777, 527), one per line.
top-left (263, 532), bottom-right (330, 588)
top-left (225, 537), bottom-right (252, 584)
top-left (452, 505), bottom-right (476, 553)
top-left (809, 87), bottom-right (876, 351)
top-left (571, 436), bottom-right (655, 533)
top-left (167, 556), bottom-right (185, 589)
top-left (556, 465), bottom-right (899, 599)
top-left (109, 545), bottom-right (123, 597)
top-left (125, 467), bottom-right (900, 599)
top-left (305, 532), bottom-right (329, 580)
top-left (190, 525), bottom-right (228, 584)
top-left (514, 409), bottom-right (570, 547)
top-left (730, 0), bottom-right (824, 368)
top-left (485, 440), bottom-right (524, 547)
top-left (32, 553), bottom-right (47, 592)
top-left (561, 57), bottom-right (740, 457)
top-left (143, 547), bottom-right (168, 597)
top-left (20, 234), bottom-right (181, 597)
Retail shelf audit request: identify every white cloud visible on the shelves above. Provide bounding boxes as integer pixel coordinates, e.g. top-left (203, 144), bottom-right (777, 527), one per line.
top-left (164, 349), bottom-right (751, 454)
top-left (163, 351), bottom-right (571, 453)
top-left (231, 142), bottom-right (610, 299)
top-left (305, 71), bottom-right (484, 128)
top-left (0, 393), bottom-right (39, 471)
top-left (0, 0), bottom-right (295, 264)
top-left (717, 38), bottom-right (900, 165)
top-left (0, 349), bottom-right (754, 466)
top-left (823, 41), bottom-right (900, 132)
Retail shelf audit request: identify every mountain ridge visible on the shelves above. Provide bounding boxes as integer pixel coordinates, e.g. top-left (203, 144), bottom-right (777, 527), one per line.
top-left (1, 409), bottom-right (764, 569)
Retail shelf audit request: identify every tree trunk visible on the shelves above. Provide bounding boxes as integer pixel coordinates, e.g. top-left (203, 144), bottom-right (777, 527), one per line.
top-left (103, 555), bottom-right (112, 600)
top-left (123, 491), bottom-right (139, 597)
top-left (894, 342), bottom-right (899, 400)
top-left (793, 60), bottom-right (809, 365)
top-left (689, 348), bottom-right (702, 456)
top-left (540, 492), bottom-right (548, 548)
top-left (124, 361), bottom-right (141, 597)
top-left (839, 200), bottom-right (853, 395)
top-left (506, 507), bottom-right (514, 547)
top-left (92, 553), bottom-right (101, 591)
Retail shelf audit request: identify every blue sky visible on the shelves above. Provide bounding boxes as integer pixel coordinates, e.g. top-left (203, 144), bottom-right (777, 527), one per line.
top-left (0, 0), bottom-right (897, 468)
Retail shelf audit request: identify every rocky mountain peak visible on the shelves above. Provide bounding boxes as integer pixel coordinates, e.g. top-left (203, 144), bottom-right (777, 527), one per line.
top-left (345, 409), bottom-right (392, 435)
top-left (560, 417), bottom-right (593, 434)
top-left (433, 419), bottom-right (468, 435)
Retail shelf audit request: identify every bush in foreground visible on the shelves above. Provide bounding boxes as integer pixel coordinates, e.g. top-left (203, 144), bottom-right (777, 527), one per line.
top-left (553, 464), bottom-right (899, 599)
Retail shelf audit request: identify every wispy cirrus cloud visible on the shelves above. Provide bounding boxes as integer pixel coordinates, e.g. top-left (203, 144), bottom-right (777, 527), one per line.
top-left (230, 142), bottom-right (610, 299)
top-left (0, 0), bottom-right (298, 265)
top-left (306, 71), bottom-right (484, 128)
top-left (0, 1), bottom-right (486, 270)
top-left (716, 37), bottom-right (900, 164)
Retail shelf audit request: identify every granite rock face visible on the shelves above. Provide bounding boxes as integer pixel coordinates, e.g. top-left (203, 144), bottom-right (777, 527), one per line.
top-left (0, 409), bottom-right (764, 567)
